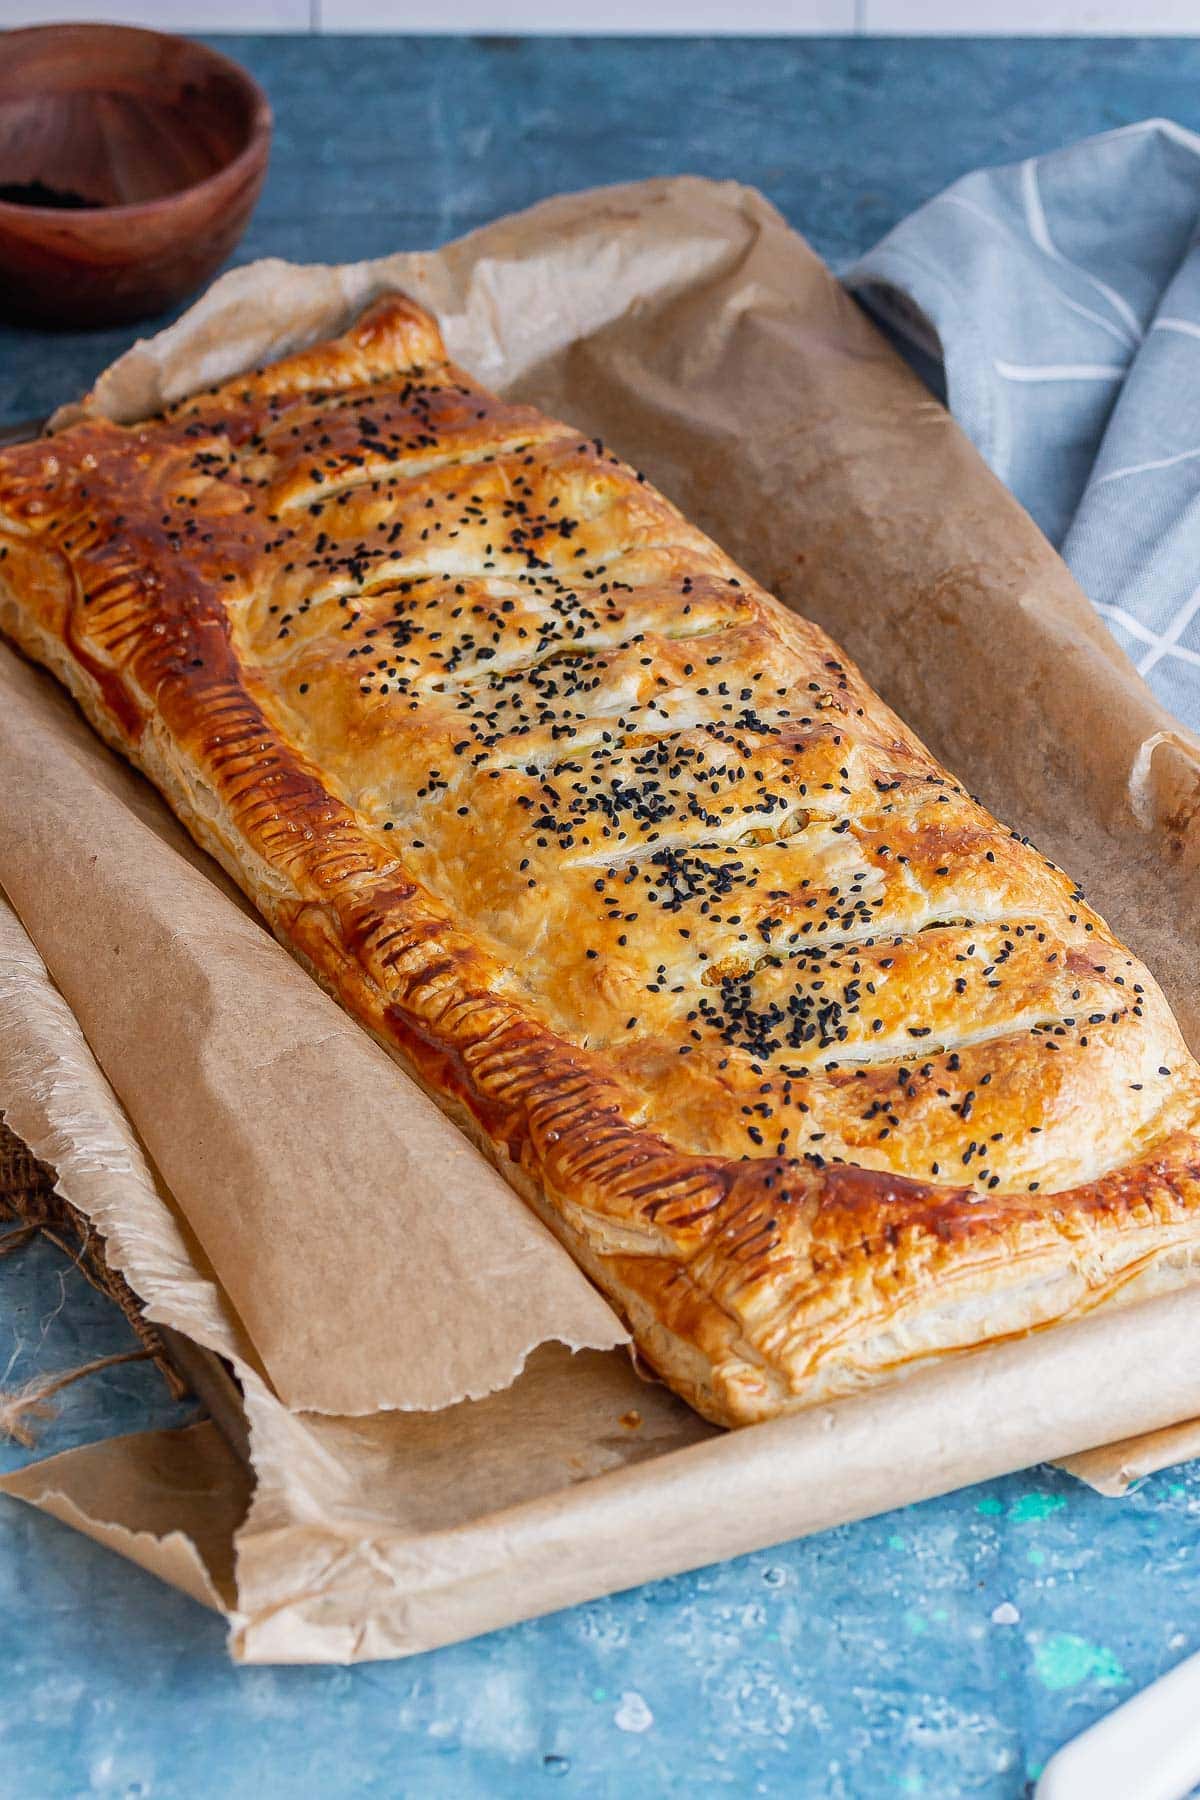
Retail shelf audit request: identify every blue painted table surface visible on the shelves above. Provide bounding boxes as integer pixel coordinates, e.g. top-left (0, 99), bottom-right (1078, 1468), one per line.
top-left (5, 35), bottom-right (1200, 1800)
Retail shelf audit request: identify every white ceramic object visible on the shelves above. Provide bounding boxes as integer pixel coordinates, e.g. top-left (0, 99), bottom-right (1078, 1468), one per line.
top-left (1037, 1650), bottom-right (1200, 1800)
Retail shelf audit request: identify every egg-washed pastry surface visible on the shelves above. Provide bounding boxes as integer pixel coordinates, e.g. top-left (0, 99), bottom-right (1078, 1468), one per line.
top-left (3, 294), bottom-right (1200, 1427)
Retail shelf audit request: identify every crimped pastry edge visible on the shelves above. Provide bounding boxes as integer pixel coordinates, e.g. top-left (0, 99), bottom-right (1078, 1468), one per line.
top-left (4, 577), bottom-right (1200, 1429)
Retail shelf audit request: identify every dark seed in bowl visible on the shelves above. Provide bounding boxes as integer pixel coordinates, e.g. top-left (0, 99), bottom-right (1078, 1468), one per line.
top-left (0, 179), bottom-right (105, 210)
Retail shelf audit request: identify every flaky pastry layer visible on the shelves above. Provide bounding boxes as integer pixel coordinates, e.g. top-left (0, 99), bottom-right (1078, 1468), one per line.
top-left (3, 295), bottom-right (1200, 1426)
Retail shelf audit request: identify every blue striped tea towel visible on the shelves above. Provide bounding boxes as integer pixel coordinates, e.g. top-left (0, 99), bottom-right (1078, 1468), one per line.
top-left (846, 118), bottom-right (1200, 734)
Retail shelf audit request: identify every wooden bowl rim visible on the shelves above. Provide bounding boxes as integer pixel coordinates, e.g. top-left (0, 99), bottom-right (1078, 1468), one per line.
top-left (0, 22), bottom-right (273, 224)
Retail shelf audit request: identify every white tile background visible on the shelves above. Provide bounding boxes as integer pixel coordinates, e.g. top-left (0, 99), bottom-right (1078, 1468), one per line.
top-left (3, 0), bottom-right (1200, 32)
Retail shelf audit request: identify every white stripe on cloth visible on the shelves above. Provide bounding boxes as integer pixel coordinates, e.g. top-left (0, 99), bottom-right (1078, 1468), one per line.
top-left (1020, 158), bottom-right (1144, 346)
top-left (1093, 603), bottom-right (1200, 671)
top-left (1092, 444), bottom-right (1200, 488)
top-left (1152, 317), bottom-right (1200, 341)
top-left (994, 360), bottom-right (1126, 382)
top-left (934, 192), bottom-right (1141, 351)
top-left (1136, 580), bottom-right (1200, 677)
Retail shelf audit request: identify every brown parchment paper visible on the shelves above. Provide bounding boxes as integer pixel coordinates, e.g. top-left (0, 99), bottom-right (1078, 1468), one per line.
top-left (5, 175), bottom-right (1200, 1662)
top-left (0, 649), bottom-right (625, 1418)
top-left (1059, 1419), bottom-right (1200, 1497)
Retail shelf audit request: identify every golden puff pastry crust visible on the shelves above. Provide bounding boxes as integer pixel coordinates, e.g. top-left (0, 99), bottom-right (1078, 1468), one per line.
top-left (3, 294), bottom-right (1200, 1426)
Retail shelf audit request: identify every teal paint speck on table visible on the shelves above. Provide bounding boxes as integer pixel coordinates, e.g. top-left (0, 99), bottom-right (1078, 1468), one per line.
top-left (5, 35), bottom-right (1200, 1800)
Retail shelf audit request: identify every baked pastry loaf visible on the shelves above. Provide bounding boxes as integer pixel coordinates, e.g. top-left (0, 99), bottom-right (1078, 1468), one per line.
top-left (3, 294), bottom-right (1200, 1427)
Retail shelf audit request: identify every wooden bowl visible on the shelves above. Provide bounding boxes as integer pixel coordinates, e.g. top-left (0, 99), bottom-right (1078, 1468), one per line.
top-left (0, 23), bottom-right (272, 329)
